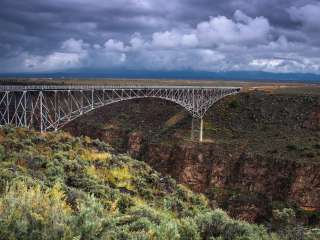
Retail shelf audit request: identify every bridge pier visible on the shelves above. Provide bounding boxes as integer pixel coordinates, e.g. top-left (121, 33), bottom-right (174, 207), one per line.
top-left (200, 118), bottom-right (203, 142)
top-left (191, 118), bottom-right (194, 141)
top-left (191, 118), bottom-right (204, 143)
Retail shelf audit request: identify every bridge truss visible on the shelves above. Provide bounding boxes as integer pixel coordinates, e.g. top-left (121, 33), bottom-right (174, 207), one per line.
top-left (0, 85), bottom-right (240, 142)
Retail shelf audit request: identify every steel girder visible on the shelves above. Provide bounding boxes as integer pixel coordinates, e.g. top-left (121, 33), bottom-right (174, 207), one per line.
top-left (0, 85), bottom-right (241, 132)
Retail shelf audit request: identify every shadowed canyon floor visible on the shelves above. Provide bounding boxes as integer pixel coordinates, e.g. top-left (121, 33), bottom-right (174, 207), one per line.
top-left (64, 91), bottom-right (320, 227)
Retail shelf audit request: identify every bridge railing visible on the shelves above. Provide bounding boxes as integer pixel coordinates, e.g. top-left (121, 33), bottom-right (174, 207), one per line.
top-left (0, 85), bottom-right (241, 92)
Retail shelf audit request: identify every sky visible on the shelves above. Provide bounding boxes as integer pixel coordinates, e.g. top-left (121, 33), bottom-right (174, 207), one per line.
top-left (1, 0), bottom-right (320, 74)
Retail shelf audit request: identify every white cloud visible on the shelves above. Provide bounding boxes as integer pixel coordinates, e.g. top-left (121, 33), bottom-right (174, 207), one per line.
top-left (104, 39), bottom-right (127, 51)
top-left (23, 39), bottom-right (89, 71)
top-left (198, 49), bottom-right (225, 64)
top-left (181, 34), bottom-right (198, 47)
top-left (129, 33), bottom-right (146, 50)
top-left (249, 57), bottom-right (320, 73)
top-left (288, 4), bottom-right (320, 30)
top-left (150, 10), bottom-right (271, 49)
top-left (61, 38), bottom-right (89, 53)
top-left (233, 9), bottom-right (252, 23)
top-left (152, 31), bottom-right (181, 48)
top-left (119, 53), bottom-right (127, 62)
top-left (4, 10), bottom-right (320, 74)
top-left (24, 52), bottom-right (84, 71)
top-left (196, 10), bottom-right (271, 46)
top-left (93, 44), bottom-right (102, 49)
top-left (151, 31), bottom-right (200, 49)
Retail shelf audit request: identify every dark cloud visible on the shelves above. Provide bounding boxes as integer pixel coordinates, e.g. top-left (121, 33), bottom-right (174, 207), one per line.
top-left (0, 0), bottom-right (320, 73)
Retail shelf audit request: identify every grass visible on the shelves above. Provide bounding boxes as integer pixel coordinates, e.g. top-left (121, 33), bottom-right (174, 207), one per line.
top-left (81, 149), bottom-right (111, 162)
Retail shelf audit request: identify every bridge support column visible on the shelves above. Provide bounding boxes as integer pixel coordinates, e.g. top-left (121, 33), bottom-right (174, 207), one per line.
top-left (199, 118), bottom-right (203, 143)
top-left (40, 91), bottom-right (43, 133)
top-left (191, 117), bottom-right (204, 143)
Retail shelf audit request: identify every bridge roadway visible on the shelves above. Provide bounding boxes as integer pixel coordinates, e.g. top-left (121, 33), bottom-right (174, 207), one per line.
top-left (0, 85), bottom-right (241, 142)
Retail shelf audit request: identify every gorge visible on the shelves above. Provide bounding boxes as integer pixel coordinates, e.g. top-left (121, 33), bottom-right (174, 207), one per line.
top-left (64, 90), bottom-right (320, 227)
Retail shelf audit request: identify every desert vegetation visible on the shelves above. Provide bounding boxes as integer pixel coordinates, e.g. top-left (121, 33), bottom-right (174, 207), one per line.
top-left (1, 126), bottom-right (319, 239)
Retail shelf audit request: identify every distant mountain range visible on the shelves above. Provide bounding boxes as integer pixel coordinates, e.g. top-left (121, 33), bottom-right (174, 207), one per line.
top-left (1, 70), bottom-right (320, 83)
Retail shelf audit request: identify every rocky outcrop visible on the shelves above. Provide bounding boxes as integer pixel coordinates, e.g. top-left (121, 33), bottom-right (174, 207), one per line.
top-left (303, 111), bottom-right (320, 130)
top-left (290, 165), bottom-right (320, 210)
top-left (143, 144), bottom-right (320, 223)
top-left (127, 131), bottom-right (144, 158)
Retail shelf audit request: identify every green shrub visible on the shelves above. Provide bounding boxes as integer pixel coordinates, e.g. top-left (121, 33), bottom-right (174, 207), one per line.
top-left (196, 209), bottom-right (229, 238)
top-left (73, 195), bottom-right (112, 239)
top-left (0, 144), bottom-right (5, 161)
top-left (92, 139), bottom-right (113, 152)
top-left (272, 208), bottom-right (296, 228)
top-left (128, 217), bottom-right (153, 232)
top-left (117, 194), bottom-right (134, 213)
top-left (129, 206), bottom-right (161, 225)
top-left (305, 228), bottom-right (320, 240)
top-left (46, 161), bottom-right (65, 182)
top-left (0, 127), bottom-right (281, 240)
top-left (31, 135), bottom-right (46, 144)
top-left (154, 221), bottom-right (180, 240)
top-left (0, 181), bottom-right (74, 240)
top-left (286, 144), bottom-right (299, 151)
top-left (272, 208), bottom-right (305, 239)
top-left (229, 100), bottom-right (240, 109)
top-left (196, 209), bottom-right (270, 240)
top-left (179, 218), bottom-right (201, 240)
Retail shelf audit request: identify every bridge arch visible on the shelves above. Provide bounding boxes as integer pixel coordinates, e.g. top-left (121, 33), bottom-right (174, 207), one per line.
top-left (0, 85), bottom-right (241, 142)
top-left (59, 95), bottom-right (197, 130)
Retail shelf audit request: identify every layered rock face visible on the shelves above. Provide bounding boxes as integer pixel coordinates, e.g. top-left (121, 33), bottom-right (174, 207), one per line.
top-left (142, 143), bottom-right (320, 223)
top-left (127, 131), bottom-right (144, 158)
top-left (65, 92), bottom-right (320, 225)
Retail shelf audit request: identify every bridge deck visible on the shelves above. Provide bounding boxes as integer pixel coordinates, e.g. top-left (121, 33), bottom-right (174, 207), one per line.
top-left (0, 85), bottom-right (241, 92)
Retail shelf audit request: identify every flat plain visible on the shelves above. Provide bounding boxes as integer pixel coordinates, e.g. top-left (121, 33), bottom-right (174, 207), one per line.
top-left (1, 77), bottom-right (320, 95)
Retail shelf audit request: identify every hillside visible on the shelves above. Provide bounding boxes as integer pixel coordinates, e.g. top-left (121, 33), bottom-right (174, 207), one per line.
top-left (64, 91), bottom-right (320, 228)
top-left (0, 126), bottom-right (289, 240)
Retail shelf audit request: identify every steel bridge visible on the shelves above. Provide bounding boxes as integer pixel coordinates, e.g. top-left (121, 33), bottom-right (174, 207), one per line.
top-left (0, 85), bottom-right (240, 142)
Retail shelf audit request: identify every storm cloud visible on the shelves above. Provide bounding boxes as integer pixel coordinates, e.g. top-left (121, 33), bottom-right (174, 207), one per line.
top-left (1, 0), bottom-right (320, 73)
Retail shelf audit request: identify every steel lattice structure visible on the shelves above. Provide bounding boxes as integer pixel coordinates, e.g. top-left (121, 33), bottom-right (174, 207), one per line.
top-left (0, 85), bottom-right (240, 141)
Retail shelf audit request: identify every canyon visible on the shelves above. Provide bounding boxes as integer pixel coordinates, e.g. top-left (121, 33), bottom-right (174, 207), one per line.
top-left (65, 91), bottom-right (320, 226)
